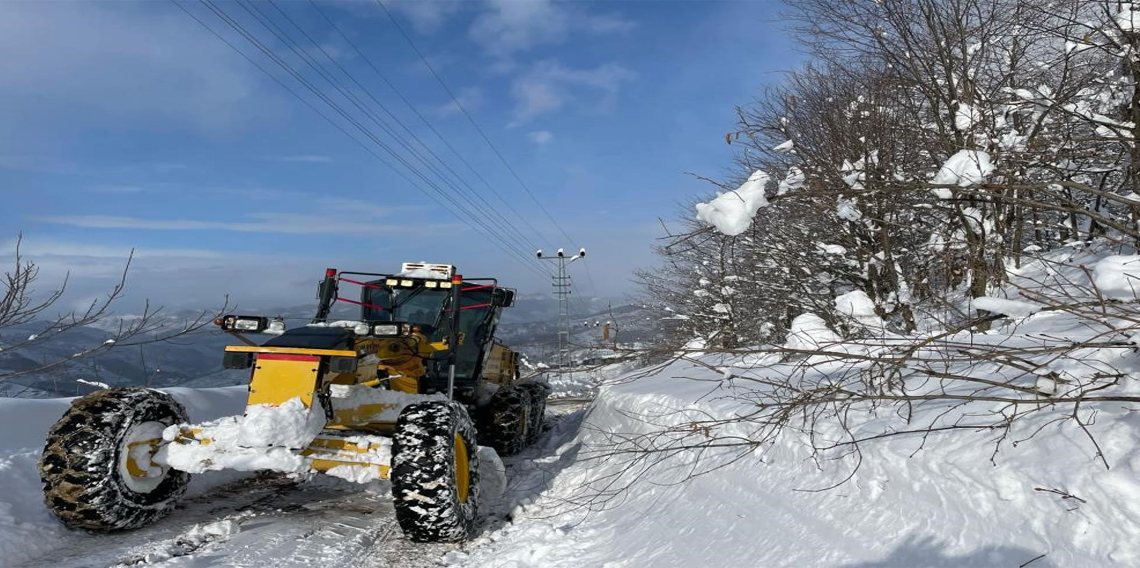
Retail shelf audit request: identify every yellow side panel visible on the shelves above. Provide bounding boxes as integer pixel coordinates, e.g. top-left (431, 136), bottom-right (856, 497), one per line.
top-left (247, 356), bottom-right (320, 407)
top-left (389, 375), bottom-right (419, 394)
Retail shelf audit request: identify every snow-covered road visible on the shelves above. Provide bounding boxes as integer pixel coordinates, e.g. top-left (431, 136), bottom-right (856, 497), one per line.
top-left (2, 382), bottom-right (596, 568)
top-left (12, 473), bottom-right (455, 568)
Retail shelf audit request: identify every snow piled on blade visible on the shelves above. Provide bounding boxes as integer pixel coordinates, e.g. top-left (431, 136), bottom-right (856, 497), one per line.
top-left (162, 397), bottom-right (327, 474)
top-left (695, 169), bottom-right (770, 236)
top-left (931, 149), bottom-right (994, 191)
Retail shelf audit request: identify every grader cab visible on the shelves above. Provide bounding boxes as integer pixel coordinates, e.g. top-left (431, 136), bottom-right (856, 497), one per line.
top-left (38, 263), bottom-right (548, 543)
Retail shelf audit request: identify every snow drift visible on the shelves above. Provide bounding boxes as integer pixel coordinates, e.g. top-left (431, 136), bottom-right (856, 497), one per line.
top-left (457, 354), bottom-right (1140, 567)
top-left (458, 246), bottom-right (1140, 568)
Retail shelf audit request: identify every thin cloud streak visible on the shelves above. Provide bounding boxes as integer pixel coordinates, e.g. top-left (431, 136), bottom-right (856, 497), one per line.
top-left (33, 214), bottom-right (459, 236)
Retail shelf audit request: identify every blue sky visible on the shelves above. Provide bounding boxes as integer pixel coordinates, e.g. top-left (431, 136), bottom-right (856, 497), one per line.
top-left (0, 0), bottom-right (798, 311)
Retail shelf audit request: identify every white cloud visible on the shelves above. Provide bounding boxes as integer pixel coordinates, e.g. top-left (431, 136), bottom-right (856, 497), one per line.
top-left (32, 214), bottom-right (453, 236)
top-left (510, 61), bottom-right (637, 124)
top-left (0, 238), bottom-right (327, 309)
top-left (0, 239), bottom-right (221, 260)
top-left (0, 156), bottom-right (185, 176)
top-left (528, 131), bottom-right (555, 145)
top-left (222, 189), bottom-right (418, 219)
top-left (0, 2), bottom-right (272, 133)
top-left (469, 0), bottom-right (635, 58)
top-left (385, 0), bottom-right (464, 34)
top-left (430, 87), bottom-right (485, 118)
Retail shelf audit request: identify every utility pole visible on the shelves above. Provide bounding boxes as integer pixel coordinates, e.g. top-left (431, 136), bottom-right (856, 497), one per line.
top-left (537, 248), bottom-right (585, 376)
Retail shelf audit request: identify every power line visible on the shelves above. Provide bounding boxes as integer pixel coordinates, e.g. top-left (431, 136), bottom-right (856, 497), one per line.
top-left (242, 0), bottom-right (553, 278)
top-left (176, 0), bottom-right (553, 279)
top-left (375, 0), bottom-right (576, 245)
top-left (309, 0), bottom-right (554, 255)
top-left (269, 0), bottom-right (546, 258)
top-left (375, 0), bottom-right (605, 303)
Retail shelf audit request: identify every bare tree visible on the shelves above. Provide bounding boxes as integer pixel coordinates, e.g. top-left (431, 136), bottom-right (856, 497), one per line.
top-left (0, 234), bottom-right (227, 393)
top-left (617, 0), bottom-right (1140, 502)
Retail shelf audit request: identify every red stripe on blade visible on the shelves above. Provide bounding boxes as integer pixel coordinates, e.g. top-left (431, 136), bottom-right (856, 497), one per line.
top-left (257, 354), bottom-right (321, 362)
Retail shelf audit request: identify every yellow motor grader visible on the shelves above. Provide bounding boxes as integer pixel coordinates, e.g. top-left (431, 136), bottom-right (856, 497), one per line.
top-left (38, 263), bottom-right (548, 543)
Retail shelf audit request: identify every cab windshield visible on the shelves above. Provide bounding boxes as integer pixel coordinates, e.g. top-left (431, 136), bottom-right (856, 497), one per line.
top-left (362, 284), bottom-right (450, 332)
top-left (391, 288), bottom-right (450, 331)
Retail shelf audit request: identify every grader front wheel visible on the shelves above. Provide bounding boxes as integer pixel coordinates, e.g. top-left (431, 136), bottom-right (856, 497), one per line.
top-left (391, 401), bottom-right (480, 543)
top-left (39, 388), bottom-right (190, 531)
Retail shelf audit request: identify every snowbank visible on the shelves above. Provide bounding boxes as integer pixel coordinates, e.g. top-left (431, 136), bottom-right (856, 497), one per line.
top-left (460, 353), bottom-right (1140, 568)
top-left (460, 246), bottom-right (1140, 567)
top-left (835, 290), bottom-right (887, 331)
top-left (0, 386), bottom-right (247, 566)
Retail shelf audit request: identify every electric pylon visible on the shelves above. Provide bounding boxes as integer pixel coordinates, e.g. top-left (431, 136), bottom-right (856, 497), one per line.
top-left (537, 248), bottom-right (585, 374)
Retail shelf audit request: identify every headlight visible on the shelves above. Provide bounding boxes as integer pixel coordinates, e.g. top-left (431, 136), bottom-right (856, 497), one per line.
top-left (216, 315), bottom-right (268, 333)
top-left (373, 323), bottom-right (401, 336)
top-left (266, 319), bottom-right (286, 335)
top-left (233, 319), bottom-right (262, 331)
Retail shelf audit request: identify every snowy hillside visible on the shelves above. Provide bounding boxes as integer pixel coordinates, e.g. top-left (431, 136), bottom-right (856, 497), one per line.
top-left (457, 354), bottom-right (1140, 567)
top-left (456, 245), bottom-right (1140, 567)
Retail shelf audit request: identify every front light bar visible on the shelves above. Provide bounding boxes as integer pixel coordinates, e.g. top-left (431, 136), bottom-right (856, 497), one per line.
top-left (383, 278), bottom-right (453, 289)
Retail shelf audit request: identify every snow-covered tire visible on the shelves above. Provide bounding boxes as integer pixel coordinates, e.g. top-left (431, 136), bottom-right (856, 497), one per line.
top-left (518, 382), bottom-right (548, 443)
top-left (39, 388), bottom-right (191, 531)
top-left (476, 386), bottom-right (531, 456)
top-left (391, 401), bottom-right (480, 543)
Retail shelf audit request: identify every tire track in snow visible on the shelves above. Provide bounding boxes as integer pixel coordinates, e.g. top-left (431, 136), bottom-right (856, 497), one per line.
top-left (11, 474), bottom-right (453, 568)
top-left (13, 404), bottom-right (583, 568)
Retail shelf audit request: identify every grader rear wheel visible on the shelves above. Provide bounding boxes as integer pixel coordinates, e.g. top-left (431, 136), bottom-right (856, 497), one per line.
top-left (391, 401), bottom-right (480, 543)
top-left (39, 388), bottom-right (190, 531)
top-left (518, 383), bottom-right (548, 443)
top-left (477, 386), bottom-right (531, 456)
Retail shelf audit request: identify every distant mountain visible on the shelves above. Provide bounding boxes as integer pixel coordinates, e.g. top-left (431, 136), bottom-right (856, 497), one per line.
top-left (0, 316), bottom-right (247, 398)
top-left (0, 297), bottom-right (664, 398)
